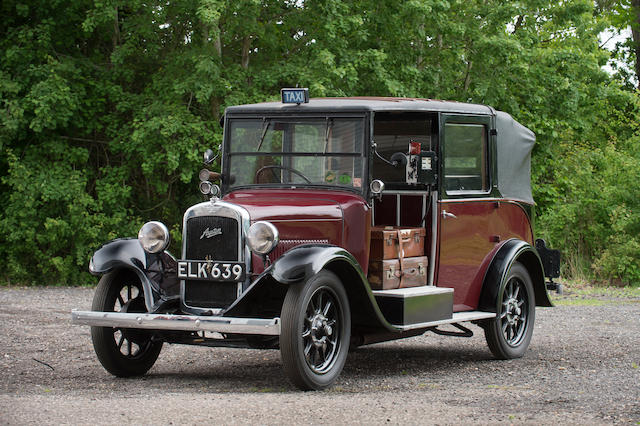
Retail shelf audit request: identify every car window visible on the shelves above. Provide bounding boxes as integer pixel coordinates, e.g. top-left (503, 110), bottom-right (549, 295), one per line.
top-left (443, 123), bottom-right (488, 193)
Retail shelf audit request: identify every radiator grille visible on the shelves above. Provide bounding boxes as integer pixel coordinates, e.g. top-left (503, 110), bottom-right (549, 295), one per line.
top-left (185, 216), bottom-right (238, 261)
top-left (184, 215), bottom-right (241, 310)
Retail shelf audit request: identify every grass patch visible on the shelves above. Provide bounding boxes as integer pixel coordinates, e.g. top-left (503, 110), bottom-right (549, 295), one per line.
top-left (549, 279), bottom-right (640, 306)
top-left (551, 298), bottom-right (609, 306)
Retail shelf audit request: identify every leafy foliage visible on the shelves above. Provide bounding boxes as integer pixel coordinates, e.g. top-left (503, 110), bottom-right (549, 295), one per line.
top-left (1, 0), bottom-right (639, 285)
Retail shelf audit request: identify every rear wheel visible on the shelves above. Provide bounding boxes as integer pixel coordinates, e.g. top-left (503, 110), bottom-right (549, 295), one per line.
top-left (90, 270), bottom-right (163, 377)
top-left (280, 270), bottom-right (351, 390)
top-left (484, 262), bottom-right (535, 359)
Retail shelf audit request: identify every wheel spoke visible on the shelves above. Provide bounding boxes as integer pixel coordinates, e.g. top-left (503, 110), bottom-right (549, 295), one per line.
top-left (304, 341), bottom-right (313, 361)
top-left (505, 281), bottom-right (513, 299)
top-left (323, 300), bottom-right (333, 316)
top-left (513, 284), bottom-right (520, 300)
top-left (302, 328), bottom-right (311, 339)
top-left (317, 343), bottom-right (326, 366)
top-left (117, 334), bottom-right (125, 349)
top-left (117, 294), bottom-right (125, 309)
top-left (127, 285), bottom-right (132, 301)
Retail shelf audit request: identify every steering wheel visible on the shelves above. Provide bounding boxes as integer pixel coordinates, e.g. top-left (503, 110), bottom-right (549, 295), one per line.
top-left (254, 165), bottom-right (312, 184)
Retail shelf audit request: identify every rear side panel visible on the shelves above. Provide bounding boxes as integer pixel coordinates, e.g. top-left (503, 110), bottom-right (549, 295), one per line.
top-left (437, 199), bottom-right (534, 311)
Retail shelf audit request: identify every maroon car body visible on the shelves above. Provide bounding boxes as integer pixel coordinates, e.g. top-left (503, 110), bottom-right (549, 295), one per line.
top-left (73, 92), bottom-right (554, 391)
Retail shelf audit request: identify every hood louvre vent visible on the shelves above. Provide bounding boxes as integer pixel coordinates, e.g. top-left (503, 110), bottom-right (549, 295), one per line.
top-left (271, 239), bottom-right (329, 260)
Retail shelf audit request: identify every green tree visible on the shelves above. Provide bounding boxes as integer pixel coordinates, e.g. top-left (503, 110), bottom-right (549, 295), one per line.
top-left (1, 0), bottom-right (638, 285)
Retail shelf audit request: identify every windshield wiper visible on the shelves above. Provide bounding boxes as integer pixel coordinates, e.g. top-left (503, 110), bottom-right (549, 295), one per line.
top-left (256, 119), bottom-right (270, 152)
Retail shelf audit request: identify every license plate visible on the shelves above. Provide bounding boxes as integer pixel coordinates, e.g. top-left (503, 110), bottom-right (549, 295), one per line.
top-left (177, 260), bottom-right (245, 282)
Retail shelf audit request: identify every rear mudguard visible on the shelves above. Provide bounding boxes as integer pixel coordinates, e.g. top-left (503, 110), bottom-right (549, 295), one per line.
top-left (224, 244), bottom-right (396, 332)
top-left (89, 238), bottom-right (179, 312)
top-left (479, 239), bottom-right (553, 312)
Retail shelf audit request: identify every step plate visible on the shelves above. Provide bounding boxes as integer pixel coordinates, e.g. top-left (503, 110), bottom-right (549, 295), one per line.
top-left (373, 286), bottom-right (453, 326)
top-left (394, 311), bottom-right (496, 331)
top-left (372, 286), bottom-right (453, 298)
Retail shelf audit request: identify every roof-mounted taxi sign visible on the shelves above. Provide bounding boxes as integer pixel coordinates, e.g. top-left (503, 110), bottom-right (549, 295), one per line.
top-left (281, 88), bottom-right (309, 104)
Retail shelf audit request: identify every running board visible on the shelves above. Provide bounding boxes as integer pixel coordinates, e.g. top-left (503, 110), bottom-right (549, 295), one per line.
top-left (392, 311), bottom-right (496, 331)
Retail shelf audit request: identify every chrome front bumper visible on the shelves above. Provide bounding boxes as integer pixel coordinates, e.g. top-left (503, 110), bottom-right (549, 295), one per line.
top-left (71, 310), bottom-right (281, 336)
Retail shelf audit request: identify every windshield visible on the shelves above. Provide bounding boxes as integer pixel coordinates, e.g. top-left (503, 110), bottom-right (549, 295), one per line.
top-left (226, 118), bottom-right (365, 190)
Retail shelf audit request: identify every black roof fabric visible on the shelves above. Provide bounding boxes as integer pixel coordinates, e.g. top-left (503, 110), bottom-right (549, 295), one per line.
top-left (495, 111), bottom-right (535, 204)
top-left (225, 98), bottom-right (534, 204)
top-left (225, 97), bottom-right (493, 115)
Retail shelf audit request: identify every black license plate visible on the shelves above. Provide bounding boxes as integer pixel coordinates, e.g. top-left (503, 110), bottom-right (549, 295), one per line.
top-left (177, 260), bottom-right (245, 282)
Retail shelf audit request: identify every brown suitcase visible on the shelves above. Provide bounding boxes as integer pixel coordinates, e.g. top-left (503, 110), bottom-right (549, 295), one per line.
top-left (370, 226), bottom-right (426, 260)
top-left (368, 256), bottom-right (428, 290)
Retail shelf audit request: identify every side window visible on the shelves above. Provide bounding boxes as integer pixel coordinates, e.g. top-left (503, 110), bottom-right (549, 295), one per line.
top-left (443, 123), bottom-right (488, 193)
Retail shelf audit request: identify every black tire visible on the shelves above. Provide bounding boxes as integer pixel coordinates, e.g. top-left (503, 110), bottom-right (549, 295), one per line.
top-left (280, 270), bottom-right (351, 390)
top-left (90, 270), bottom-right (163, 377)
top-left (484, 262), bottom-right (535, 359)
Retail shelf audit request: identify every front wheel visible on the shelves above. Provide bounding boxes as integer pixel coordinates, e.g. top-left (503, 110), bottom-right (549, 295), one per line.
top-left (484, 262), bottom-right (535, 359)
top-left (90, 270), bottom-right (163, 377)
top-left (280, 270), bottom-right (351, 390)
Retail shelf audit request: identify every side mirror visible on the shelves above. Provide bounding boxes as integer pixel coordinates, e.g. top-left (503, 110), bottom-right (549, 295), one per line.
top-left (203, 149), bottom-right (215, 165)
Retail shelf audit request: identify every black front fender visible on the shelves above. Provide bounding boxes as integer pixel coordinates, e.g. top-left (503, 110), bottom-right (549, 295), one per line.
top-left (479, 239), bottom-right (553, 312)
top-left (90, 238), bottom-right (179, 312)
top-left (270, 244), bottom-right (359, 284)
top-left (225, 245), bottom-right (396, 331)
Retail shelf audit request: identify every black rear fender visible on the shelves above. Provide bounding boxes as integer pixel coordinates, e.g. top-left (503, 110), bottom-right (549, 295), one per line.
top-left (479, 239), bottom-right (553, 312)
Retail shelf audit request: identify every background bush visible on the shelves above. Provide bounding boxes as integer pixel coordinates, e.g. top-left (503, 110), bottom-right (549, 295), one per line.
top-left (1, 0), bottom-right (639, 285)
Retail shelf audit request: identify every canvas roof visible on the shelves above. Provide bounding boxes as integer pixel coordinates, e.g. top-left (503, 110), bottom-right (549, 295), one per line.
top-left (225, 98), bottom-right (535, 204)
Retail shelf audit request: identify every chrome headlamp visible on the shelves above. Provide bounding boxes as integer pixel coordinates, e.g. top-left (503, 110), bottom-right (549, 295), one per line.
top-left (246, 221), bottom-right (279, 255)
top-left (138, 221), bottom-right (170, 253)
top-left (199, 181), bottom-right (221, 198)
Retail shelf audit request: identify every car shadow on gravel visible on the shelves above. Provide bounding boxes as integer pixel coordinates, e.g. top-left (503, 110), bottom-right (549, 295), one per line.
top-left (108, 341), bottom-right (502, 393)
top-left (343, 344), bottom-right (494, 376)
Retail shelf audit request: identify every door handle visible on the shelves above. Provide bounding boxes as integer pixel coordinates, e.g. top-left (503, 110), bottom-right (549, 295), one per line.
top-left (441, 210), bottom-right (457, 219)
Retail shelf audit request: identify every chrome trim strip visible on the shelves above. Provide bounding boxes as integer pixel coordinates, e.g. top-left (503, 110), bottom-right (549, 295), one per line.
top-left (180, 200), bottom-right (252, 313)
top-left (71, 310), bottom-right (280, 336)
top-left (380, 190), bottom-right (434, 196)
top-left (392, 310), bottom-right (496, 331)
top-left (429, 190), bottom-right (437, 286)
top-left (440, 197), bottom-right (532, 204)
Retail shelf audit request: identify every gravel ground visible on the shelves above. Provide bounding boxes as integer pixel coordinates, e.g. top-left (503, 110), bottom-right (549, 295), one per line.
top-left (0, 286), bottom-right (638, 425)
